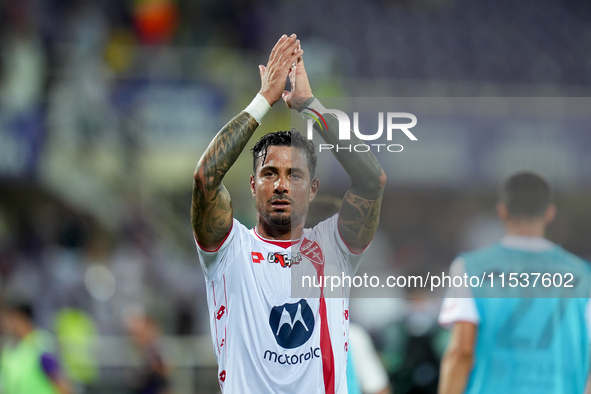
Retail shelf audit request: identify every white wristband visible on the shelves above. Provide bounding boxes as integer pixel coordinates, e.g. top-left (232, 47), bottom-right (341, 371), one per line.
top-left (244, 93), bottom-right (271, 124)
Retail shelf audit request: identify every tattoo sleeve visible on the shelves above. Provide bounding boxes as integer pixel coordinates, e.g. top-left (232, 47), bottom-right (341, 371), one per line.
top-left (338, 191), bottom-right (382, 253)
top-left (310, 105), bottom-right (386, 253)
top-left (191, 111), bottom-right (259, 248)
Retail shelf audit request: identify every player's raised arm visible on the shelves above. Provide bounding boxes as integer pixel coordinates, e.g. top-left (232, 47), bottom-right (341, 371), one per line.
top-left (192, 34), bottom-right (303, 250)
top-left (284, 56), bottom-right (386, 254)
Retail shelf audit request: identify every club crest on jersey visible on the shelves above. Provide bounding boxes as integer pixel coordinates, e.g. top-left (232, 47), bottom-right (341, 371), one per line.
top-left (268, 252), bottom-right (301, 268)
top-left (300, 238), bottom-right (324, 266)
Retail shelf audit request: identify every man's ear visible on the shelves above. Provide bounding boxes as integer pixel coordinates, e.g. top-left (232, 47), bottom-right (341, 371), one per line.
top-left (496, 202), bottom-right (508, 221)
top-left (250, 175), bottom-right (256, 197)
top-left (544, 203), bottom-right (557, 225)
top-left (309, 179), bottom-right (319, 202)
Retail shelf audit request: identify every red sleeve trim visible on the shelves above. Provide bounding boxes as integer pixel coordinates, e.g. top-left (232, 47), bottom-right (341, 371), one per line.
top-left (337, 223), bottom-right (371, 256)
top-left (195, 221), bottom-right (234, 253)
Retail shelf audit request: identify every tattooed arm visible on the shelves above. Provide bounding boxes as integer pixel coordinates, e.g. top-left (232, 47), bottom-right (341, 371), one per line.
top-left (319, 110), bottom-right (386, 253)
top-left (191, 113), bottom-right (259, 250)
top-left (192, 34), bottom-right (303, 250)
top-left (283, 57), bottom-right (386, 254)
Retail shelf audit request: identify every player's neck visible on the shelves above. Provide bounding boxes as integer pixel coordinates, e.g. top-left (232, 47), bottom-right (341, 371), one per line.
top-left (504, 220), bottom-right (546, 238)
top-left (256, 220), bottom-right (304, 241)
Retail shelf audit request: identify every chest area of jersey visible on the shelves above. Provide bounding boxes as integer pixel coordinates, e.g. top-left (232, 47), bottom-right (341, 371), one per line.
top-left (246, 236), bottom-right (330, 294)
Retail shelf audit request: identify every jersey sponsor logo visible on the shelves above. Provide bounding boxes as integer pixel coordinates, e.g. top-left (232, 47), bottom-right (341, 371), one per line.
top-left (269, 300), bottom-right (315, 349)
top-left (300, 238), bottom-right (324, 266)
top-left (268, 252), bottom-right (302, 268)
top-left (263, 346), bottom-right (321, 365)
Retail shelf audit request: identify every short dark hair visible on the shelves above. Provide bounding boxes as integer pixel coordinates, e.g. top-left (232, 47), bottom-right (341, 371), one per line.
top-left (500, 172), bottom-right (553, 218)
top-left (251, 129), bottom-right (318, 178)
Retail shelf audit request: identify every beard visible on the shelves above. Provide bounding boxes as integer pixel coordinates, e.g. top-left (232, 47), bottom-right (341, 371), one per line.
top-left (267, 211), bottom-right (291, 227)
top-left (262, 209), bottom-right (307, 231)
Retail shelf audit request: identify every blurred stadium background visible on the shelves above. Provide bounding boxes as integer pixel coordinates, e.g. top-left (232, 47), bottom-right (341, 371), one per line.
top-left (1, 0), bottom-right (590, 393)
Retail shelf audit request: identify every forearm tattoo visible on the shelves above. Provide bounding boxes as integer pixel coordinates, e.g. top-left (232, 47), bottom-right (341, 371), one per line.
top-left (338, 190), bottom-right (382, 247)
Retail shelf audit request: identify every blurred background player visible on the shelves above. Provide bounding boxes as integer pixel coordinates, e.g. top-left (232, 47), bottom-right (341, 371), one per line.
top-left (348, 322), bottom-right (391, 394)
top-left (438, 172), bottom-right (591, 394)
top-left (126, 313), bottom-right (171, 394)
top-left (53, 307), bottom-right (99, 394)
top-left (0, 302), bottom-right (72, 394)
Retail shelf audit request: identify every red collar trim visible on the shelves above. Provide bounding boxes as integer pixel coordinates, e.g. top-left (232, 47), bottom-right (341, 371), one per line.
top-left (253, 228), bottom-right (301, 249)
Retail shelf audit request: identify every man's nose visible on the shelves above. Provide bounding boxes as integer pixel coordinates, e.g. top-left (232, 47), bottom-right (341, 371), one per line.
top-left (274, 175), bottom-right (289, 193)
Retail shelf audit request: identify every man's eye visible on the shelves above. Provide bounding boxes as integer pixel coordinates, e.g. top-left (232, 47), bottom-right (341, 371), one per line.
top-left (292, 173), bottom-right (302, 179)
top-left (264, 172), bottom-right (274, 177)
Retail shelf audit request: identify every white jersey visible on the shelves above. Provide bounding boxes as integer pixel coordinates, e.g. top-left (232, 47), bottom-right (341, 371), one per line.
top-left (196, 214), bottom-right (365, 393)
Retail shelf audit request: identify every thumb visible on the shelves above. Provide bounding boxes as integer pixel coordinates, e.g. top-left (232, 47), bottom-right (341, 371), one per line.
top-left (259, 65), bottom-right (266, 79)
top-left (282, 90), bottom-right (291, 106)
top-left (288, 64), bottom-right (297, 85)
